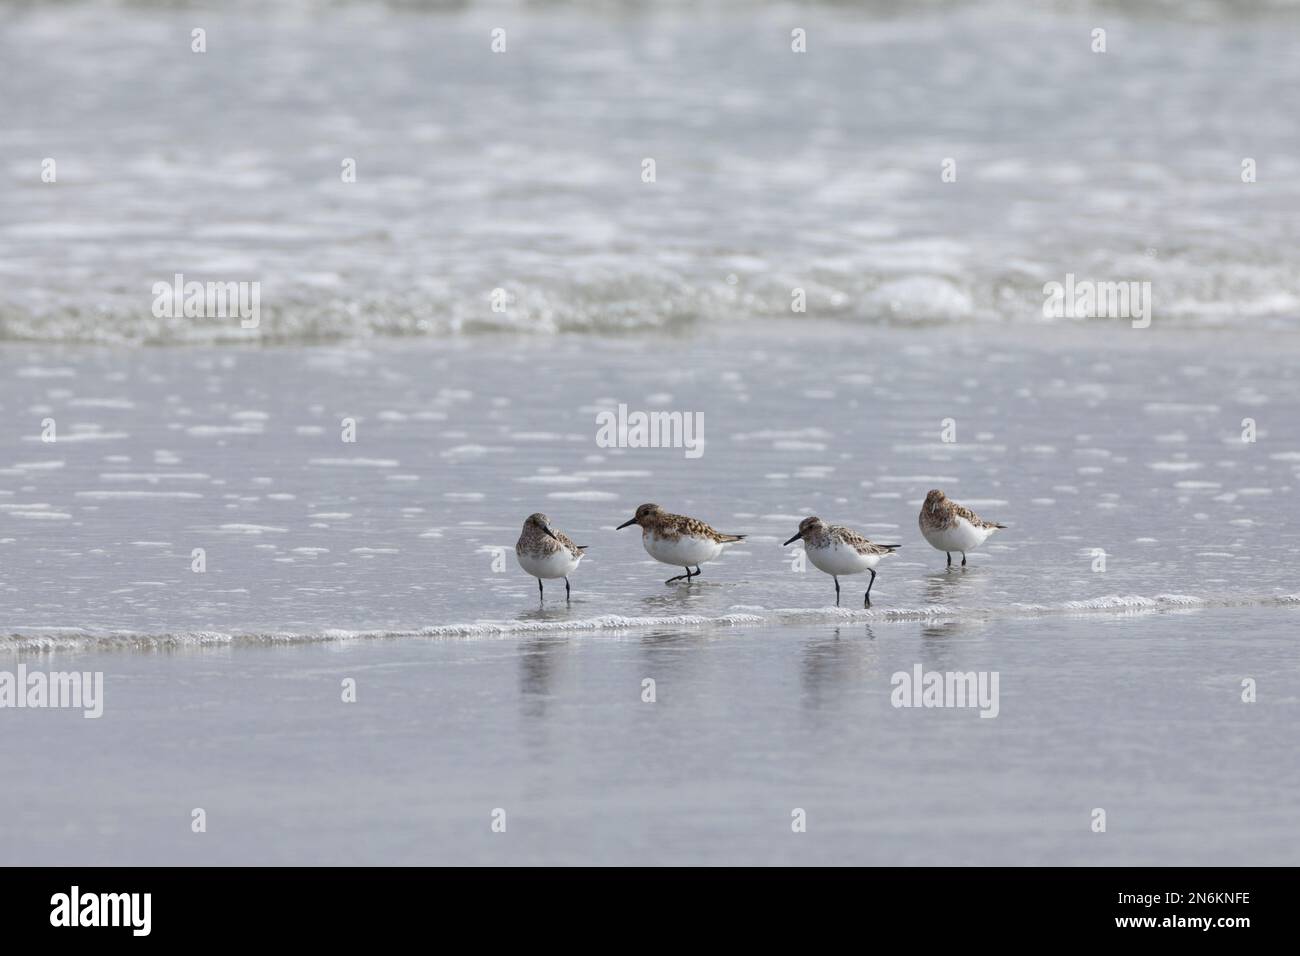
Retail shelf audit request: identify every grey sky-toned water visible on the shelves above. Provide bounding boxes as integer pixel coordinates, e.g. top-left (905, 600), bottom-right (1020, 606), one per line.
top-left (3, 325), bottom-right (1297, 864)
top-left (2, 325), bottom-right (1297, 644)
top-left (3, 4), bottom-right (1300, 341)
top-left (2, 606), bottom-right (1295, 865)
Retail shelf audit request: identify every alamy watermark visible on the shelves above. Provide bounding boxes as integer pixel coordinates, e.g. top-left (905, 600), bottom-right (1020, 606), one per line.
top-left (595, 403), bottom-right (704, 459)
top-left (50, 886), bottom-right (150, 936)
top-left (151, 273), bottom-right (260, 328)
top-left (0, 665), bottom-right (104, 718)
top-left (1042, 273), bottom-right (1151, 329)
top-left (891, 664), bottom-right (999, 718)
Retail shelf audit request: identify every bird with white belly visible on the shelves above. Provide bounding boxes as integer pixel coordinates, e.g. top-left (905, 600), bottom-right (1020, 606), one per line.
top-left (917, 489), bottom-right (1005, 568)
top-left (515, 512), bottom-right (587, 600)
top-left (616, 503), bottom-right (745, 584)
top-left (783, 516), bottom-right (899, 607)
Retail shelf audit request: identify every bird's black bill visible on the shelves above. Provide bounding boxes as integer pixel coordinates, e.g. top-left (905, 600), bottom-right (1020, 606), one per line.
top-left (783, 533), bottom-right (801, 546)
top-left (616, 518), bottom-right (637, 530)
top-left (543, 527), bottom-right (559, 541)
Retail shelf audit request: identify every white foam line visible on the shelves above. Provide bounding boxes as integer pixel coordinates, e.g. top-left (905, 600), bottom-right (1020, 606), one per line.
top-left (3, 594), bottom-right (1298, 654)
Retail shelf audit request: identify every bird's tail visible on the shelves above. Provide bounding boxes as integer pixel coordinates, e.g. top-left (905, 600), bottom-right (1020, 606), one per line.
top-left (881, 544), bottom-right (902, 551)
top-left (719, 534), bottom-right (746, 543)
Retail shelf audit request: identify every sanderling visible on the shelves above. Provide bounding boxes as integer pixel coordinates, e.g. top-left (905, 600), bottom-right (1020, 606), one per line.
top-left (784, 516), bottom-right (900, 607)
top-left (918, 489), bottom-right (1006, 568)
top-left (516, 512), bottom-right (587, 600)
top-left (616, 503), bottom-right (745, 584)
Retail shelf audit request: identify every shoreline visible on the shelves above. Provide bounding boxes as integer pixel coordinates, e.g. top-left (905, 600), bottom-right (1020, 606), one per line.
top-left (5, 590), bottom-right (1298, 656)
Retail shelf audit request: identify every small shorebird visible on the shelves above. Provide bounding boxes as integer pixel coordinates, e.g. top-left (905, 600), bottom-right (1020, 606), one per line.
top-left (918, 489), bottom-right (1005, 568)
top-left (515, 512), bottom-right (587, 600)
top-left (784, 516), bottom-right (899, 607)
top-left (616, 503), bottom-right (745, 584)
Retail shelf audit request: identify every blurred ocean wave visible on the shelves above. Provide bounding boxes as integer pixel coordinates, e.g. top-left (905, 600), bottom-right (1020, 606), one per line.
top-left (3, 2), bottom-right (1298, 343)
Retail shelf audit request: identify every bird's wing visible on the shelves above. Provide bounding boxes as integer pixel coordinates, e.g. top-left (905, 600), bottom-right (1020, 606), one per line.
top-left (553, 529), bottom-right (586, 556)
top-left (836, 527), bottom-right (899, 555)
top-left (679, 516), bottom-right (744, 543)
top-left (954, 503), bottom-right (1004, 530)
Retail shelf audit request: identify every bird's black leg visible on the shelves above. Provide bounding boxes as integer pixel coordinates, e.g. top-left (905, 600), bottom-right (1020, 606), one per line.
top-left (666, 567), bottom-right (691, 584)
top-left (565, 577), bottom-right (571, 600)
top-left (946, 551), bottom-right (952, 568)
top-left (865, 568), bottom-right (877, 608)
top-left (693, 565), bottom-right (702, 577)
top-left (538, 578), bottom-right (544, 600)
top-left (961, 552), bottom-right (967, 567)
top-left (834, 575), bottom-right (840, 606)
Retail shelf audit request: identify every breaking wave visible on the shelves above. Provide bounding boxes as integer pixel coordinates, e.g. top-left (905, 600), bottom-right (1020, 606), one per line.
top-left (5, 3), bottom-right (1300, 344)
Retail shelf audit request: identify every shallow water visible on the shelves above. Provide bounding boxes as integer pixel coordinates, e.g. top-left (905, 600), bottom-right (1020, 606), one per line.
top-left (2, 324), bottom-right (1298, 647)
top-left (2, 606), bottom-right (1295, 865)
